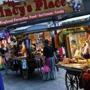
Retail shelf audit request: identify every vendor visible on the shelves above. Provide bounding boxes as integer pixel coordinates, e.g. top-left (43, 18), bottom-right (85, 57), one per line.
top-left (81, 41), bottom-right (90, 59)
top-left (73, 46), bottom-right (82, 58)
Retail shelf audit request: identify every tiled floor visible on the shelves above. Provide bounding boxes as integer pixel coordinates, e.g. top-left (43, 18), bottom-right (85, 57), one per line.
top-left (1, 69), bottom-right (83, 90)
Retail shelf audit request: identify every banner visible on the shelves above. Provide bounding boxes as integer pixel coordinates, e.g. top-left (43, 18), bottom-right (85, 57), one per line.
top-left (0, 0), bottom-right (83, 26)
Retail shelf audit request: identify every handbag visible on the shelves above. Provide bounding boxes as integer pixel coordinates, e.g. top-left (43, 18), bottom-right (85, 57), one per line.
top-left (41, 65), bottom-right (50, 73)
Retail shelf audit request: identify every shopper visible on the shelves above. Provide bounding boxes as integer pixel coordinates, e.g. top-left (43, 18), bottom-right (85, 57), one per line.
top-left (0, 44), bottom-right (8, 73)
top-left (0, 73), bottom-right (4, 90)
top-left (3, 46), bottom-right (9, 74)
top-left (57, 44), bottom-right (66, 61)
top-left (42, 39), bottom-right (56, 80)
top-left (82, 67), bottom-right (90, 90)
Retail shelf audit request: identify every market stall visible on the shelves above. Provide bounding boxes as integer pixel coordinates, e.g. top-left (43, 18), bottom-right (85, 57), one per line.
top-left (6, 30), bottom-right (53, 79)
top-left (56, 26), bottom-right (90, 90)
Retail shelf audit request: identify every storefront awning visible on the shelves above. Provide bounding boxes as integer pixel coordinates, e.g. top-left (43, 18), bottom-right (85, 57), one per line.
top-left (11, 23), bottom-right (49, 34)
top-left (10, 14), bottom-right (90, 35)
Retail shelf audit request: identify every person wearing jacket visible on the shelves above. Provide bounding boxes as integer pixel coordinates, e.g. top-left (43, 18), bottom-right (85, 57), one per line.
top-left (0, 73), bottom-right (4, 90)
top-left (43, 39), bottom-right (56, 80)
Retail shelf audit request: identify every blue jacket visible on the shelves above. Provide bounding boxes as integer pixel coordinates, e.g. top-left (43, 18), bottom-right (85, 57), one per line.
top-left (0, 73), bottom-right (4, 90)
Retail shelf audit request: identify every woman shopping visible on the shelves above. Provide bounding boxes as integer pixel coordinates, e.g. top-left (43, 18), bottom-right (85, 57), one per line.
top-left (42, 39), bottom-right (56, 80)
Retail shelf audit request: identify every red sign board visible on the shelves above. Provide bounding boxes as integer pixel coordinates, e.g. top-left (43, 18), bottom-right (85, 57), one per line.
top-left (0, 0), bottom-right (73, 26)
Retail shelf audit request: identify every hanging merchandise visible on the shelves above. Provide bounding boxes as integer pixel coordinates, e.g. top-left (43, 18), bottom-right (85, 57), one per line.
top-left (4, 30), bottom-right (11, 43)
top-left (54, 34), bottom-right (59, 49)
top-left (59, 31), bottom-right (64, 46)
top-left (0, 32), bottom-right (5, 39)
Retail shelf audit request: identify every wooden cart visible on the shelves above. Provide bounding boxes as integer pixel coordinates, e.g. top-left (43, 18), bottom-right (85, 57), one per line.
top-left (57, 61), bottom-right (90, 90)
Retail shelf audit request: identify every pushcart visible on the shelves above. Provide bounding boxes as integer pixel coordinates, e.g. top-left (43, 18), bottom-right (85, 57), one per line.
top-left (57, 61), bottom-right (90, 90)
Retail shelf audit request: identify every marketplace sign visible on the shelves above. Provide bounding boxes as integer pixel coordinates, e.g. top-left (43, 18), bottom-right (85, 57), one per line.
top-left (0, 0), bottom-right (74, 26)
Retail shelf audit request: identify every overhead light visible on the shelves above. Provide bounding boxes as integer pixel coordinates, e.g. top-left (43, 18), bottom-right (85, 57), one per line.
top-left (14, 25), bottom-right (31, 31)
top-left (60, 14), bottom-right (90, 25)
top-left (13, 0), bottom-right (25, 2)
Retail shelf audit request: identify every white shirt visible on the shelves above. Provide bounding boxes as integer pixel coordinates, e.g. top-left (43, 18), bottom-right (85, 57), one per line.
top-left (82, 43), bottom-right (89, 55)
